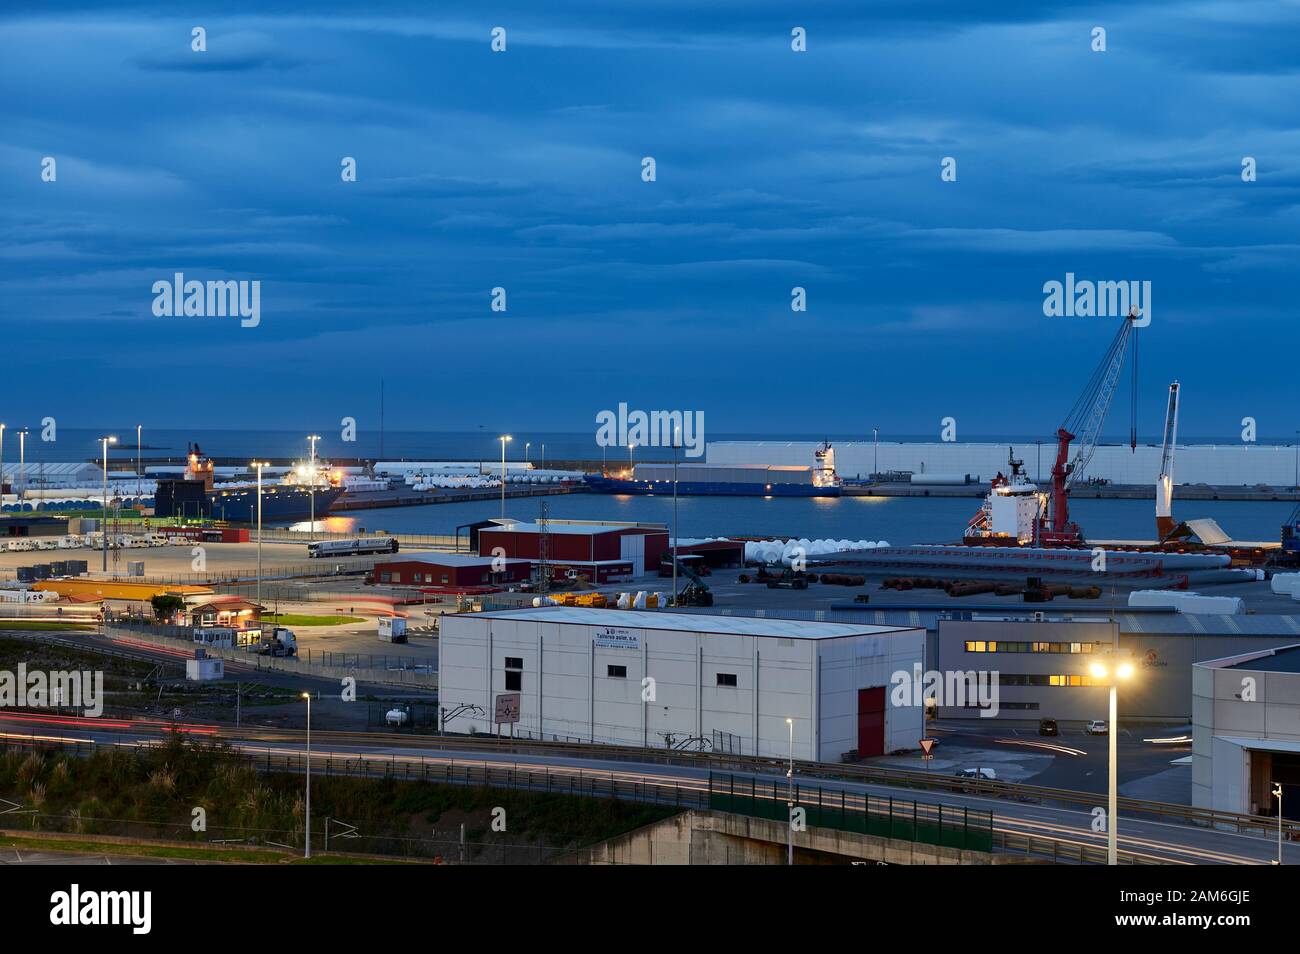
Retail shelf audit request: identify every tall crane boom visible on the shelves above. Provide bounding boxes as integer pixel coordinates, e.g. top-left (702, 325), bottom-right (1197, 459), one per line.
top-left (1156, 381), bottom-right (1180, 540)
top-left (1041, 310), bottom-right (1141, 546)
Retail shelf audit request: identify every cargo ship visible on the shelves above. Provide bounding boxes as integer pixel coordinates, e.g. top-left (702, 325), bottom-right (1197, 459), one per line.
top-left (155, 444), bottom-right (343, 522)
top-left (584, 442), bottom-right (842, 497)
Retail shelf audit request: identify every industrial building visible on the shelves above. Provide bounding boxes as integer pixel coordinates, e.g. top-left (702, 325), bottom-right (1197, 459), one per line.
top-left (477, 520), bottom-right (669, 583)
top-left (438, 607), bottom-right (925, 761)
top-left (933, 617), bottom-right (1121, 720)
top-left (1193, 645), bottom-right (1300, 818)
top-left (373, 552), bottom-right (532, 588)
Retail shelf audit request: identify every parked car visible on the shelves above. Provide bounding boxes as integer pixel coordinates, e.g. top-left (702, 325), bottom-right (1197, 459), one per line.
top-left (1038, 718), bottom-right (1059, 736)
top-left (955, 767), bottom-right (997, 782)
top-left (1086, 719), bottom-right (1108, 735)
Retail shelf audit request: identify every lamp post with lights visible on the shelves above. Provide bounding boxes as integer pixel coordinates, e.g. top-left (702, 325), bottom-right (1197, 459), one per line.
top-left (100, 435), bottom-right (117, 572)
top-left (1088, 655), bottom-right (1135, 865)
top-left (302, 691), bottom-right (312, 858)
top-left (252, 461), bottom-right (267, 610)
top-left (17, 429), bottom-right (27, 506)
top-left (498, 435), bottom-right (511, 518)
top-left (786, 717), bottom-right (795, 866)
top-left (307, 435), bottom-right (321, 534)
top-left (1273, 782), bottom-right (1284, 865)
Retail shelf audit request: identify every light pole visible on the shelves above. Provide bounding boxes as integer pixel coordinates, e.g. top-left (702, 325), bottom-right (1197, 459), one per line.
top-left (136, 424), bottom-right (142, 501)
top-left (872, 427), bottom-right (879, 479)
top-left (17, 429), bottom-right (27, 506)
top-left (99, 435), bottom-right (117, 572)
top-left (628, 441), bottom-right (635, 474)
top-left (541, 443), bottom-right (545, 470)
top-left (786, 717), bottom-right (795, 866)
top-left (252, 461), bottom-right (266, 610)
top-left (1273, 782), bottom-right (1284, 865)
top-left (1088, 656), bottom-right (1135, 865)
top-left (302, 691), bottom-right (312, 859)
top-left (525, 442), bottom-right (530, 466)
top-left (498, 435), bottom-right (511, 518)
top-left (0, 423), bottom-right (5, 507)
top-left (672, 425), bottom-right (680, 605)
top-left (307, 434), bottom-right (321, 534)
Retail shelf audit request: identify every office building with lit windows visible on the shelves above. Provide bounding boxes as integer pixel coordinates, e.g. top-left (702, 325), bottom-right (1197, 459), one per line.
top-left (932, 614), bottom-right (1300, 724)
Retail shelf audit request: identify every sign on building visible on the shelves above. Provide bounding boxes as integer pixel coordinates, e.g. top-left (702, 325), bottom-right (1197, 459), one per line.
top-left (594, 627), bottom-right (640, 650)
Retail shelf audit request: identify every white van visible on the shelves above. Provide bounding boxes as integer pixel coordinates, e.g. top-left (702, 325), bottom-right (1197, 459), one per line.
top-left (7, 540), bottom-right (34, 552)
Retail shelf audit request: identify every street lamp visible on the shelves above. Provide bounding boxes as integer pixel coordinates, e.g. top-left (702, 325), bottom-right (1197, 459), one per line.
top-left (136, 425), bottom-right (143, 501)
top-left (307, 435), bottom-right (321, 534)
top-left (786, 717), bottom-right (795, 866)
top-left (525, 442), bottom-right (531, 466)
top-left (672, 425), bottom-right (680, 605)
top-left (0, 423), bottom-right (6, 507)
top-left (872, 427), bottom-right (879, 479)
top-left (17, 429), bottom-right (27, 505)
top-left (99, 435), bottom-right (117, 572)
top-left (302, 691), bottom-right (312, 859)
top-left (252, 461), bottom-right (267, 610)
top-left (498, 435), bottom-right (511, 518)
top-left (1273, 782), bottom-right (1284, 865)
top-left (1088, 656), bottom-right (1135, 865)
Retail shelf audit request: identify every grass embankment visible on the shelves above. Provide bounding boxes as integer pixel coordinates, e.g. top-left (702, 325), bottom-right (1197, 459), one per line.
top-left (262, 613), bottom-right (365, 626)
top-left (1, 736), bottom-right (674, 863)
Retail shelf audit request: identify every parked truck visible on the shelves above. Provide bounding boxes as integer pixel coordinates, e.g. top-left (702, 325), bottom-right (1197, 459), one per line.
top-left (251, 627), bottom-right (298, 657)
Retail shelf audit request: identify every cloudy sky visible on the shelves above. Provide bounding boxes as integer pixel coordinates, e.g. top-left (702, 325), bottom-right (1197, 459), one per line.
top-left (2, 1), bottom-right (1298, 440)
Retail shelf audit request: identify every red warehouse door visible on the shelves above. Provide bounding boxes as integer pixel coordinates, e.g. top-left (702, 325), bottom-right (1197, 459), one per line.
top-left (857, 687), bottom-right (886, 757)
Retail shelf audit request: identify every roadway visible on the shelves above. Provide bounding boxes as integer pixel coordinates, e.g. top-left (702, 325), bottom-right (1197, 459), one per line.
top-left (0, 712), bottom-right (1292, 866)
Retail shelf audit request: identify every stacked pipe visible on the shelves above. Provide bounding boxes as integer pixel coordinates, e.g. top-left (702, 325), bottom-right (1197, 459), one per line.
top-left (819, 573), bottom-right (866, 586)
top-left (830, 545), bottom-right (1258, 588)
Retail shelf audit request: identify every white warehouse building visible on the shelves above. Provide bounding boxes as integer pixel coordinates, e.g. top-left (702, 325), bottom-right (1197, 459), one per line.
top-left (1193, 644), bottom-right (1300, 818)
top-left (439, 607), bottom-right (925, 762)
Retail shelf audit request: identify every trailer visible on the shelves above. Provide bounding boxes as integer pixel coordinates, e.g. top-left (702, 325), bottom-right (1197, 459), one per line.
top-left (307, 537), bottom-right (399, 558)
top-left (378, 616), bottom-right (408, 643)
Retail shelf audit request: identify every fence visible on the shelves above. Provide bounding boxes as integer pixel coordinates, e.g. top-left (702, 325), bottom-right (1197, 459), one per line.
top-left (251, 528), bottom-right (462, 549)
top-left (1, 733), bottom-right (1154, 864)
top-left (708, 772), bottom-right (994, 853)
top-left (103, 623), bottom-right (438, 687)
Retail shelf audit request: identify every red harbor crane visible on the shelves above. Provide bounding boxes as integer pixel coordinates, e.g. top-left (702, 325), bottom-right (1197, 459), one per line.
top-left (1039, 310), bottom-right (1142, 546)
